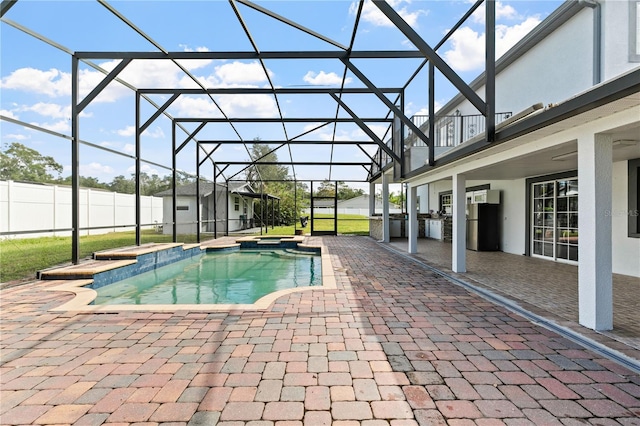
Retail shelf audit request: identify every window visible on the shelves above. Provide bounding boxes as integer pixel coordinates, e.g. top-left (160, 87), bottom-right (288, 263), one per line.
top-left (631, 1), bottom-right (640, 62)
top-left (439, 193), bottom-right (452, 214)
top-left (234, 196), bottom-right (240, 212)
top-left (177, 205), bottom-right (189, 211)
top-left (629, 158), bottom-right (640, 237)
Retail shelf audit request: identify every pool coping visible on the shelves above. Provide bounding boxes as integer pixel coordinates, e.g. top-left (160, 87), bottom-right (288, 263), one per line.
top-left (42, 238), bottom-right (336, 312)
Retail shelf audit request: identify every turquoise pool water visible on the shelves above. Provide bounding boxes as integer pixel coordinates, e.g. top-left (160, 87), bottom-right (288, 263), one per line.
top-left (93, 249), bottom-right (322, 305)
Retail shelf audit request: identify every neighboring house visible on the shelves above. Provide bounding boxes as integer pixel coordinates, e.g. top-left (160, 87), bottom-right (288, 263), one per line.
top-left (339, 194), bottom-right (397, 210)
top-left (155, 181), bottom-right (265, 235)
top-left (371, 0), bottom-right (640, 332)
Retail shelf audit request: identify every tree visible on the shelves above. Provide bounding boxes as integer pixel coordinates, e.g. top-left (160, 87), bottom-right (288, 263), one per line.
top-left (244, 141), bottom-right (290, 185)
top-left (244, 141), bottom-right (309, 226)
top-left (337, 181), bottom-right (364, 200)
top-left (314, 180), bottom-right (336, 198)
top-left (56, 175), bottom-right (110, 190)
top-left (313, 180), bottom-right (364, 200)
top-left (0, 142), bottom-right (63, 183)
top-left (389, 190), bottom-right (405, 207)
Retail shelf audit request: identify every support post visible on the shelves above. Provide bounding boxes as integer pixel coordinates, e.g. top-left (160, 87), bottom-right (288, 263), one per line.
top-left (261, 182), bottom-right (265, 235)
top-left (213, 164), bottom-right (217, 239)
top-left (408, 184), bottom-right (418, 254)
top-left (428, 63), bottom-right (435, 165)
top-left (369, 182), bottom-right (376, 216)
top-left (196, 143), bottom-right (201, 243)
top-left (225, 181), bottom-right (230, 236)
top-left (71, 55), bottom-right (80, 264)
top-left (382, 173), bottom-right (390, 243)
top-left (452, 173), bottom-right (466, 273)
top-left (135, 91), bottom-right (141, 246)
top-left (485, 0), bottom-right (496, 143)
top-left (171, 121), bottom-right (177, 242)
top-left (578, 133), bottom-right (613, 331)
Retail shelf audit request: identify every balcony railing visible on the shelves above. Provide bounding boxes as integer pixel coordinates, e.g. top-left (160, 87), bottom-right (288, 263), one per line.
top-left (370, 111), bottom-right (512, 177)
top-left (407, 112), bottom-right (512, 147)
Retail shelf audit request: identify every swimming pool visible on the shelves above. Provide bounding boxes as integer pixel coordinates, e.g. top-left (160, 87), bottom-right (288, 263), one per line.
top-left (92, 249), bottom-right (322, 305)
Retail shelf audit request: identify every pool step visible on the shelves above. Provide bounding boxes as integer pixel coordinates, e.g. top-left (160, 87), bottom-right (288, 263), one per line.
top-left (94, 243), bottom-right (184, 260)
top-left (38, 259), bottom-right (137, 280)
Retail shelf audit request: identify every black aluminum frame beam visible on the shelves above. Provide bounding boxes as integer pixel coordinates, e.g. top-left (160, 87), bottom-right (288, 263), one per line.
top-left (372, 0), bottom-right (486, 114)
top-left (215, 161), bottom-right (370, 166)
top-left (138, 88), bottom-right (402, 95)
top-left (197, 140), bottom-right (379, 145)
top-left (236, 0), bottom-right (348, 50)
top-left (329, 93), bottom-right (399, 163)
top-left (0, 0), bottom-right (18, 18)
top-left (174, 118), bottom-right (393, 123)
top-left (74, 51), bottom-right (427, 60)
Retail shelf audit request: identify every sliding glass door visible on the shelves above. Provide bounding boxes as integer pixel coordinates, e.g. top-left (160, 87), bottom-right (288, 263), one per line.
top-left (532, 178), bottom-right (578, 263)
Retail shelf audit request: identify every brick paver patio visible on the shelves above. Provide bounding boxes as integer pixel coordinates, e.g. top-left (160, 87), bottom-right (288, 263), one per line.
top-left (1, 236), bottom-right (639, 425)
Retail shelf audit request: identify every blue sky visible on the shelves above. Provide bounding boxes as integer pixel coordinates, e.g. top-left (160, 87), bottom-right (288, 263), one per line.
top-left (1, 0), bottom-right (563, 191)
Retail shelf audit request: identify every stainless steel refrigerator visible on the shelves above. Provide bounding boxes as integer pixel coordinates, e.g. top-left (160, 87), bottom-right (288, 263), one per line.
top-left (466, 203), bottom-right (500, 251)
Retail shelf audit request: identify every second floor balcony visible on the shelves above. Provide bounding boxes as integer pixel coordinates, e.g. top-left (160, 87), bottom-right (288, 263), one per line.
top-left (371, 111), bottom-right (512, 177)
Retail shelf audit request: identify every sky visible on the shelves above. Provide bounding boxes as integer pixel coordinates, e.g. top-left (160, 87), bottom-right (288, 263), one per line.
top-left (0, 0), bottom-right (564, 193)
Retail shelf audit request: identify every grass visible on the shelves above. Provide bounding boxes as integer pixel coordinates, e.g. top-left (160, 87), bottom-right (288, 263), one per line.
top-left (0, 214), bottom-right (369, 283)
top-left (0, 230), bottom-right (196, 283)
top-left (250, 213), bottom-right (369, 236)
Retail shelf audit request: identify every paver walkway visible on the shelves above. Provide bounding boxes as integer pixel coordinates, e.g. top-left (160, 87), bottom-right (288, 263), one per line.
top-left (1, 236), bottom-right (639, 425)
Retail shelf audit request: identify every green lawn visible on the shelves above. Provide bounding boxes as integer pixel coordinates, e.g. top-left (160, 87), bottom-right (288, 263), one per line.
top-left (0, 214), bottom-right (369, 283)
top-left (0, 230), bottom-right (196, 283)
top-left (252, 213), bottom-right (369, 236)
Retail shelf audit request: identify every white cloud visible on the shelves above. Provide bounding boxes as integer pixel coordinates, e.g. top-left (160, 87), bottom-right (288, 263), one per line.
top-left (215, 94), bottom-right (279, 118)
top-left (172, 94), bottom-right (278, 118)
top-left (213, 61), bottom-right (272, 85)
top-left (472, 1), bottom-right (519, 24)
top-left (31, 120), bottom-right (70, 133)
top-left (303, 71), bottom-right (352, 86)
top-left (443, 16), bottom-right (541, 72)
top-left (302, 123), bottom-right (390, 142)
top-left (0, 68), bottom-right (69, 97)
top-left (351, 0), bottom-right (426, 28)
top-left (4, 133), bottom-right (29, 140)
top-left (0, 109), bottom-right (18, 119)
top-left (22, 102), bottom-right (70, 119)
top-left (79, 162), bottom-right (115, 176)
top-left (117, 126), bottom-right (135, 137)
top-left (127, 163), bottom-right (159, 175)
top-left (116, 124), bottom-right (164, 139)
top-left (172, 96), bottom-right (224, 117)
top-left (144, 126), bottom-right (165, 139)
top-left (123, 144), bottom-right (135, 155)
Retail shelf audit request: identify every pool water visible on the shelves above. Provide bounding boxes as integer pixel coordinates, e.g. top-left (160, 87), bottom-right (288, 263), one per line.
top-left (93, 249), bottom-right (322, 305)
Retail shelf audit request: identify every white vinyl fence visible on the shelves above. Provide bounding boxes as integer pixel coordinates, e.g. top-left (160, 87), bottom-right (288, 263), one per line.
top-left (0, 180), bottom-right (163, 239)
top-left (302, 207), bottom-right (403, 216)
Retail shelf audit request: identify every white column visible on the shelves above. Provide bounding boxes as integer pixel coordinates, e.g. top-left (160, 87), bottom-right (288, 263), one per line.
top-left (578, 133), bottom-right (613, 331)
top-left (369, 182), bottom-right (376, 216)
top-left (418, 184), bottom-right (429, 213)
top-left (408, 184), bottom-right (418, 253)
top-left (382, 173), bottom-right (390, 243)
top-left (452, 173), bottom-right (466, 273)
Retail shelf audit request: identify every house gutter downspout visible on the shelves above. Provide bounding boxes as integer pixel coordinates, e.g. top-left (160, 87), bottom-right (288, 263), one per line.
top-left (579, 0), bottom-right (602, 85)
